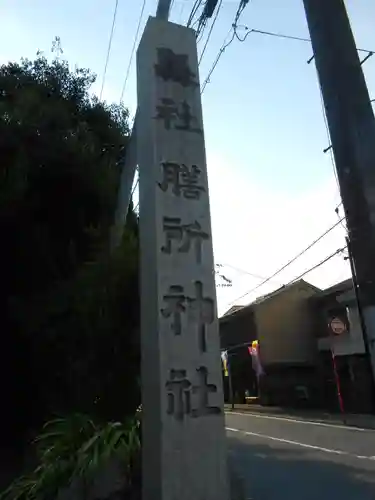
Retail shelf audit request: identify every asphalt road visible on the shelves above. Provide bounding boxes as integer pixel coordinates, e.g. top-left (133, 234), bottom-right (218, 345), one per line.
top-left (226, 411), bottom-right (375, 500)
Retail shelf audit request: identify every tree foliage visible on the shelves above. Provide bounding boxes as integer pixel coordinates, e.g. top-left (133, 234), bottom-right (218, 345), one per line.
top-left (0, 413), bottom-right (141, 500)
top-left (0, 50), bottom-right (139, 452)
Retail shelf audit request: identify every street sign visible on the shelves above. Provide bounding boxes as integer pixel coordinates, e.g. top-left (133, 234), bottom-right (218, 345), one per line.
top-left (330, 317), bottom-right (347, 335)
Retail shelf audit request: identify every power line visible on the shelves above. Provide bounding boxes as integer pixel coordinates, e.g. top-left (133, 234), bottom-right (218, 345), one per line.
top-left (194, 2), bottom-right (209, 36)
top-left (216, 263), bottom-right (281, 283)
top-left (119, 0), bottom-right (147, 102)
top-left (239, 27), bottom-right (310, 44)
top-left (200, 0), bottom-right (251, 94)
top-left (195, 0), bottom-right (221, 39)
top-left (233, 0), bottom-right (249, 25)
top-left (201, 29), bottom-right (235, 93)
top-left (100, 0), bottom-right (119, 100)
top-left (226, 247), bottom-right (346, 311)
top-left (222, 247), bottom-right (347, 317)
top-left (335, 204), bottom-right (347, 232)
top-left (236, 27), bottom-right (374, 53)
top-left (234, 25), bottom-right (370, 209)
top-left (227, 218), bottom-right (344, 306)
top-left (198, 0), bottom-right (223, 66)
top-left (187, 0), bottom-right (204, 27)
top-left (201, 22), bottom-right (374, 94)
top-left (289, 247), bottom-right (346, 284)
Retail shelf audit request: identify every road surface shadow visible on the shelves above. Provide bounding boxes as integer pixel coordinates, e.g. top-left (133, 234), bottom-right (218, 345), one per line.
top-left (227, 433), bottom-right (375, 500)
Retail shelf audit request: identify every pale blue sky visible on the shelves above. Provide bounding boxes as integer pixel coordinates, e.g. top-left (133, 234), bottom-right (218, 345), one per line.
top-left (1, 0), bottom-right (374, 313)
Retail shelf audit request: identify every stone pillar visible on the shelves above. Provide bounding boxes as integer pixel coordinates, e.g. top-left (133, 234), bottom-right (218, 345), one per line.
top-left (137, 17), bottom-right (229, 500)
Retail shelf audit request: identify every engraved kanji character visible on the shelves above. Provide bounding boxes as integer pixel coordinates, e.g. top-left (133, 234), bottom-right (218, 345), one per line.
top-left (154, 48), bottom-right (198, 88)
top-left (166, 369), bottom-right (192, 420)
top-left (192, 366), bottom-right (221, 417)
top-left (187, 281), bottom-right (214, 352)
top-left (161, 285), bottom-right (186, 335)
top-left (158, 162), bottom-right (205, 200)
top-left (180, 164), bottom-right (205, 199)
top-left (161, 217), bottom-right (209, 264)
top-left (175, 100), bottom-right (202, 135)
top-left (158, 161), bottom-right (180, 196)
top-left (154, 97), bottom-right (179, 130)
top-left (154, 98), bottom-right (202, 134)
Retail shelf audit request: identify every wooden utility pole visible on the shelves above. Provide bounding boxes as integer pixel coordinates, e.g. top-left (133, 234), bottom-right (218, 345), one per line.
top-left (302, 0), bottom-right (375, 391)
top-left (345, 236), bottom-right (375, 408)
top-left (111, 0), bottom-right (173, 251)
top-left (156, 0), bottom-right (173, 20)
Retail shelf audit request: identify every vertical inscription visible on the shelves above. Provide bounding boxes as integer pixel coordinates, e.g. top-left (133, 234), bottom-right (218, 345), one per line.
top-left (166, 369), bottom-right (192, 421)
top-left (161, 217), bottom-right (209, 264)
top-left (187, 281), bottom-right (214, 352)
top-left (153, 29), bottom-right (223, 430)
top-left (192, 366), bottom-right (221, 417)
top-left (161, 281), bottom-right (214, 352)
top-left (154, 48), bottom-right (199, 88)
top-left (165, 367), bottom-right (221, 420)
top-left (158, 161), bottom-right (206, 199)
top-left (155, 98), bottom-right (202, 134)
top-left (161, 285), bottom-right (186, 336)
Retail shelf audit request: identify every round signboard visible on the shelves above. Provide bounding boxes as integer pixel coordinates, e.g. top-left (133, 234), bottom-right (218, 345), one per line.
top-left (330, 317), bottom-right (346, 335)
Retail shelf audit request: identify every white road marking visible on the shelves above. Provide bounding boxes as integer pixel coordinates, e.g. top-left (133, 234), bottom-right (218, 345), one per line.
top-left (226, 410), bottom-right (373, 432)
top-left (226, 427), bottom-right (375, 461)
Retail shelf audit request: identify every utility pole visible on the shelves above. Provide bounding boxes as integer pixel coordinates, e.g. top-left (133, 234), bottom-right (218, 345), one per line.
top-left (111, 117), bottom-right (137, 252)
top-left (302, 0), bottom-right (375, 394)
top-left (346, 236), bottom-right (375, 408)
top-left (227, 357), bottom-right (234, 410)
top-left (110, 0), bottom-right (173, 252)
top-left (156, 0), bottom-right (172, 20)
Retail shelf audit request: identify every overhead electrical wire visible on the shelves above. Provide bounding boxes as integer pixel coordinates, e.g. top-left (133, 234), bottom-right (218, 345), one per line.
top-left (288, 247), bottom-right (346, 285)
top-left (227, 218), bottom-right (345, 306)
top-left (201, 0), bottom-right (251, 93)
top-left (198, 0), bottom-right (223, 65)
top-left (216, 263), bottom-right (281, 284)
top-left (99, 0), bottom-right (119, 100)
top-left (235, 27), bottom-right (374, 53)
top-left (335, 204), bottom-right (347, 232)
top-left (195, 0), bottom-right (221, 39)
top-left (222, 246), bottom-right (347, 316)
top-left (226, 247), bottom-right (346, 312)
top-left (200, 28), bottom-right (235, 93)
top-left (226, 24), bottom-right (370, 214)
top-left (237, 27), bottom-right (310, 44)
top-left (187, 0), bottom-right (204, 27)
top-left (233, 0), bottom-right (249, 24)
top-left (202, 23), bottom-right (374, 94)
top-left (119, 0), bottom-right (147, 102)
